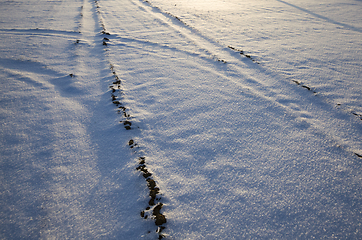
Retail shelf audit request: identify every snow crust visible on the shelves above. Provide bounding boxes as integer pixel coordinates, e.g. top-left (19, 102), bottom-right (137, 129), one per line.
top-left (1, 0), bottom-right (362, 239)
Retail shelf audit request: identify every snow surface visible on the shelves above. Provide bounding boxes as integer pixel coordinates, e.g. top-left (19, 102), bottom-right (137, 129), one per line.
top-left (1, 0), bottom-right (362, 239)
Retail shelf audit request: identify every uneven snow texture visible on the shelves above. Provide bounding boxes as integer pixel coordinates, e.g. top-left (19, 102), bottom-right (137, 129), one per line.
top-left (149, 0), bottom-right (362, 115)
top-left (1, 0), bottom-right (155, 239)
top-left (1, 0), bottom-right (362, 239)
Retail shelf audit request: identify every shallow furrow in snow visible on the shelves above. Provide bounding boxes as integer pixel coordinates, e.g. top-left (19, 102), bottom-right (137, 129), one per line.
top-left (112, 0), bottom-right (362, 156)
top-left (1, 0), bottom-right (153, 239)
top-left (147, 0), bottom-right (362, 117)
top-left (2, 0), bottom-right (362, 239)
top-left (96, 0), bottom-right (168, 238)
top-left (98, 0), bottom-right (362, 238)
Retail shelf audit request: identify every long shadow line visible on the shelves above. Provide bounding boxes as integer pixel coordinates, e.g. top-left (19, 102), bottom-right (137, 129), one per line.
top-left (275, 0), bottom-right (362, 33)
top-left (0, 28), bottom-right (81, 36)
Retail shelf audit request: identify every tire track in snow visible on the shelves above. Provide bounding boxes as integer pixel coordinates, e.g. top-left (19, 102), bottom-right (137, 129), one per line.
top-left (132, 0), bottom-right (327, 98)
top-left (92, 4), bottom-right (362, 238)
top-left (0, 28), bottom-right (80, 36)
top-left (275, 0), bottom-right (362, 33)
top-left (133, 0), bottom-right (235, 64)
top-left (136, 0), bottom-right (262, 65)
top-left (92, 0), bottom-right (362, 236)
top-left (140, 0), bottom-right (362, 125)
top-left (133, 0), bottom-right (362, 157)
top-left (135, 0), bottom-right (324, 96)
top-left (87, 0), bottom-right (361, 238)
top-left (93, 0), bottom-right (167, 238)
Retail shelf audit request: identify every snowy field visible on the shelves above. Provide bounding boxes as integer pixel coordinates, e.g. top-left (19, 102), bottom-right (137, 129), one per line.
top-left (1, 0), bottom-right (362, 239)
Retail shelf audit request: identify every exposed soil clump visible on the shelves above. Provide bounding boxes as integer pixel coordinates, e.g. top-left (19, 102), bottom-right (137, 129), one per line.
top-left (96, 1), bottom-right (168, 237)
